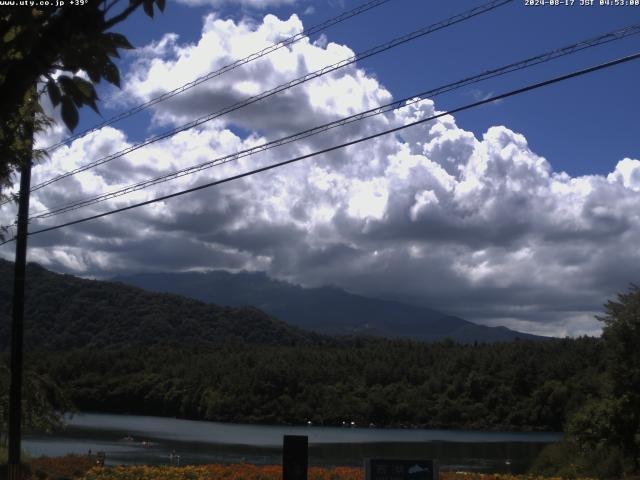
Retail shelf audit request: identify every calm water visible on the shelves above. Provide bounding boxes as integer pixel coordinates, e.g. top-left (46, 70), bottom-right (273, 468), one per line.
top-left (23, 413), bottom-right (561, 473)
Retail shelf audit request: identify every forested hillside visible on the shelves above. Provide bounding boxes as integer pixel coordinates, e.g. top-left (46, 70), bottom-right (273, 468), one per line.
top-left (0, 260), bottom-right (322, 350)
top-left (0, 260), bottom-right (605, 431)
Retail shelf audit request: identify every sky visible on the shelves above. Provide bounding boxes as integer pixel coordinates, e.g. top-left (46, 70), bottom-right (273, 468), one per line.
top-left (2, 0), bottom-right (640, 337)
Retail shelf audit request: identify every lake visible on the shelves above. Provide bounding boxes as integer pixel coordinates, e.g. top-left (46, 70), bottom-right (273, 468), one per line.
top-left (23, 413), bottom-right (561, 473)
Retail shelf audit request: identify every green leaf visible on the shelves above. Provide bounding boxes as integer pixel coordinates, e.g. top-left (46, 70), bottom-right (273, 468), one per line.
top-left (102, 60), bottom-right (120, 87)
top-left (83, 53), bottom-right (109, 83)
top-left (72, 76), bottom-right (94, 98)
top-left (60, 96), bottom-right (79, 131)
top-left (57, 75), bottom-right (82, 107)
top-left (103, 32), bottom-right (134, 50)
top-left (57, 75), bottom-right (75, 98)
top-left (3, 28), bottom-right (16, 43)
top-left (143, 0), bottom-right (154, 18)
top-left (47, 79), bottom-right (61, 107)
top-left (59, 47), bottom-right (81, 74)
top-left (85, 97), bottom-right (100, 114)
top-left (84, 61), bottom-right (102, 83)
top-left (72, 76), bottom-right (100, 113)
top-left (155, 0), bottom-right (165, 12)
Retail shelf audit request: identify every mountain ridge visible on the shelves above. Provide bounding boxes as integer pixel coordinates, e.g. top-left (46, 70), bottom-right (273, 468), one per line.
top-left (0, 259), bottom-right (323, 351)
top-left (114, 269), bottom-right (548, 343)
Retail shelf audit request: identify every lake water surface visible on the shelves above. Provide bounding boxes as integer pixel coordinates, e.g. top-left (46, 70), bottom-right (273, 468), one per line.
top-left (23, 413), bottom-right (561, 473)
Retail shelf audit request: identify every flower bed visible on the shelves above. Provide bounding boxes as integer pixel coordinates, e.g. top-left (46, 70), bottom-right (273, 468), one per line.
top-left (79, 464), bottom-right (586, 480)
top-left (17, 456), bottom-right (595, 480)
top-left (81, 464), bottom-right (361, 480)
top-left (28, 454), bottom-right (97, 479)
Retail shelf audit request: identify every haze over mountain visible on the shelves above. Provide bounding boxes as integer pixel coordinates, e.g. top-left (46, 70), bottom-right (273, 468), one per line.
top-left (115, 270), bottom-right (548, 343)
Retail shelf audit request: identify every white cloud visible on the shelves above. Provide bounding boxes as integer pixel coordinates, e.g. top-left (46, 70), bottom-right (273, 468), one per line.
top-left (118, 12), bottom-right (390, 135)
top-left (3, 13), bottom-right (640, 339)
top-left (608, 158), bottom-right (640, 192)
top-left (176, 0), bottom-right (298, 9)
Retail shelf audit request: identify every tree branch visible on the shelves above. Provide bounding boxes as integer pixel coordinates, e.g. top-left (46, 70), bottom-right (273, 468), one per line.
top-left (104, 0), bottom-right (142, 29)
top-left (104, 0), bottom-right (122, 15)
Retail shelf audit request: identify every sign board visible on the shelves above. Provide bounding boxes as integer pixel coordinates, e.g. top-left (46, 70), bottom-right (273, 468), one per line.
top-left (365, 459), bottom-right (438, 480)
top-left (283, 435), bottom-right (308, 480)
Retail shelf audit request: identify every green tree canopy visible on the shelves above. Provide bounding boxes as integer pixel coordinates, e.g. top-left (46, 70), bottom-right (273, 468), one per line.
top-left (0, 363), bottom-right (73, 447)
top-left (0, 0), bottom-right (165, 199)
top-left (552, 285), bottom-right (640, 477)
top-left (599, 284), bottom-right (640, 471)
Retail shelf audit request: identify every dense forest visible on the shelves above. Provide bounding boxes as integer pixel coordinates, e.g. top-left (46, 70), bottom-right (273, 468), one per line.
top-left (24, 337), bottom-right (603, 431)
top-left (0, 260), bottom-right (605, 432)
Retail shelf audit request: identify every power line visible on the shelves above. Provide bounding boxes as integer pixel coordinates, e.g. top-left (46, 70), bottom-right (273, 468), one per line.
top-left (0, 236), bottom-right (16, 247)
top-left (41, 0), bottom-right (394, 153)
top-left (25, 0), bottom-right (513, 194)
top-left (26, 22), bottom-right (640, 221)
top-left (30, 0), bottom-right (513, 192)
top-left (18, 51), bottom-right (639, 239)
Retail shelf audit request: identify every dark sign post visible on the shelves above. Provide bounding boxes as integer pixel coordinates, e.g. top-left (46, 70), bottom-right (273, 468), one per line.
top-left (365, 459), bottom-right (439, 480)
top-left (283, 435), bottom-right (308, 480)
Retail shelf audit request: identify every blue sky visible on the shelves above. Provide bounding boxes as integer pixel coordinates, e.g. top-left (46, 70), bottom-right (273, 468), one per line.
top-left (101, 0), bottom-right (640, 177)
top-left (4, 0), bottom-right (640, 337)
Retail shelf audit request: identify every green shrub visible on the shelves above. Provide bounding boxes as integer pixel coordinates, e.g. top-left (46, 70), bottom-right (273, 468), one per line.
top-left (530, 440), bottom-right (580, 478)
top-left (530, 439), bottom-right (625, 479)
top-left (0, 447), bottom-right (31, 465)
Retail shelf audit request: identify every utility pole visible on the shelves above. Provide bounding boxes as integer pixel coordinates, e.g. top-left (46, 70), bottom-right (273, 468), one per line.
top-left (7, 100), bottom-right (34, 480)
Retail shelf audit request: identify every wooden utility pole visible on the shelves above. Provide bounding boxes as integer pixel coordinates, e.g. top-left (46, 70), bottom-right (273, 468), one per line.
top-left (7, 104), bottom-right (34, 480)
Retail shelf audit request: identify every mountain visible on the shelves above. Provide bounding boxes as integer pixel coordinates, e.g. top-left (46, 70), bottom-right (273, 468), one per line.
top-left (0, 260), bottom-right (322, 351)
top-left (114, 270), bottom-right (547, 343)
top-left (1, 260), bottom-right (596, 432)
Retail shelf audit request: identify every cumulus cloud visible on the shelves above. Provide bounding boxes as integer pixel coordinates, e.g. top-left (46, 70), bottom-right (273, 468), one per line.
top-left (3, 13), bottom-right (640, 338)
top-left (117, 12), bottom-right (390, 136)
top-left (176, 0), bottom-right (298, 8)
top-left (608, 158), bottom-right (640, 192)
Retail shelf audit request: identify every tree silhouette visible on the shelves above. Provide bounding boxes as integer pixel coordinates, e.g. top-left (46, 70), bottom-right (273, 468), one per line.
top-left (0, 0), bottom-right (165, 199)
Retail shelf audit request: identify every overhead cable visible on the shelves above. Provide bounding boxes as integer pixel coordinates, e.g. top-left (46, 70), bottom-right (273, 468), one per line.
top-left (26, 0), bottom-right (513, 193)
top-left (26, 22), bottom-right (640, 221)
top-left (18, 51), bottom-right (640, 238)
top-left (42, 0), bottom-right (394, 153)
